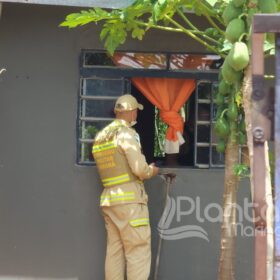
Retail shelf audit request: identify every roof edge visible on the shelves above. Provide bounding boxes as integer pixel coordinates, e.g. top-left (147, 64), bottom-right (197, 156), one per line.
top-left (1, 0), bottom-right (136, 8)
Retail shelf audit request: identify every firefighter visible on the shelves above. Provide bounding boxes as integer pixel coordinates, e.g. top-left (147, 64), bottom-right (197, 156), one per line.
top-left (92, 94), bottom-right (159, 280)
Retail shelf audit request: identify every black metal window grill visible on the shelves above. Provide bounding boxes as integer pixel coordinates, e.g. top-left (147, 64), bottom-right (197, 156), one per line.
top-left (78, 77), bottom-right (130, 164)
top-left (194, 81), bottom-right (225, 168)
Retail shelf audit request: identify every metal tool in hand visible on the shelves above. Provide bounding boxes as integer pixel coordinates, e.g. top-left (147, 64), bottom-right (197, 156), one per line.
top-left (154, 172), bottom-right (176, 280)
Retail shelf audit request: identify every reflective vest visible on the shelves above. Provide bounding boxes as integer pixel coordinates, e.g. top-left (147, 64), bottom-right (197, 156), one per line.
top-left (92, 120), bottom-right (139, 188)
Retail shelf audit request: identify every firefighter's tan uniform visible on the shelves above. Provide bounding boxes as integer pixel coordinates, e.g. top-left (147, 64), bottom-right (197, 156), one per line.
top-left (93, 117), bottom-right (155, 280)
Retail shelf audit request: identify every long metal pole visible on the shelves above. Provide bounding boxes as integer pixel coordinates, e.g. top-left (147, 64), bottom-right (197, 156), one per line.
top-left (251, 30), bottom-right (267, 280)
top-left (154, 173), bottom-right (176, 280)
top-left (274, 33), bottom-right (280, 280)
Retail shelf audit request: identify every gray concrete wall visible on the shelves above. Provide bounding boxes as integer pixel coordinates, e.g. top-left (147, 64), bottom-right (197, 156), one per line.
top-left (0, 3), bottom-right (253, 280)
top-left (146, 171), bottom-right (253, 280)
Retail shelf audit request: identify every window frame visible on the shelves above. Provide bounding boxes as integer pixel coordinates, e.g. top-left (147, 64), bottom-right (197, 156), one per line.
top-left (194, 80), bottom-right (225, 168)
top-left (77, 49), bottom-right (221, 166)
top-left (77, 76), bottom-right (131, 165)
top-left (80, 49), bottom-right (220, 80)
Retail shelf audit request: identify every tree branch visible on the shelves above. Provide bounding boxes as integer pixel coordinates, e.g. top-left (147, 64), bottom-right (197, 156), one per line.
top-left (134, 19), bottom-right (220, 46)
top-left (176, 9), bottom-right (222, 45)
top-left (205, 13), bottom-right (225, 35)
top-left (199, 0), bottom-right (225, 26)
top-left (134, 20), bottom-right (183, 33)
top-left (164, 15), bottom-right (225, 57)
top-left (176, 8), bottom-right (199, 31)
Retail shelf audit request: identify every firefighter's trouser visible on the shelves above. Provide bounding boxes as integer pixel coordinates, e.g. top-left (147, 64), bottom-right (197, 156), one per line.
top-left (102, 203), bottom-right (151, 280)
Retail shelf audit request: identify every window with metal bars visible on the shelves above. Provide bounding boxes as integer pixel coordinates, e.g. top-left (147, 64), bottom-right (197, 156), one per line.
top-left (77, 50), bottom-right (224, 167)
top-left (78, 77), bottom-right (130, 164)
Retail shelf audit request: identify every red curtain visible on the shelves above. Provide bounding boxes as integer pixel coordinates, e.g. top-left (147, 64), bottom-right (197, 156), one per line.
top-left (132, 77), bottom-right (195, 142)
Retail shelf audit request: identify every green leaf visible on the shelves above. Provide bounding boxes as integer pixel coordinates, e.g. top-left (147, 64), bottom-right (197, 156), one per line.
top-left (221, 39), bottom-right (232, 53)
top-left (269, 48), bottom-right (275, 56)
top-left (264, 39), bottom-right (275, 53)
top-left (235, 91), bottom-right (242, 108)
top-left (152, 0), bottom-right (168, 20)
top-left (192, 0), bottom-right (216, 16)
top-left (101, 20), bottom-right (127, 54)
top-left (126, 20), bottom-right (138, 31)
top-left (234, 164), bottom-right (250, 178)
top-left (153, 3), bottom-right (162, 19)
top-left (132, 28), bottom-right (145, 40)
top-left (105, 36), bottom-right (119, 55)
top-left (100, 28), bottom-right (109, 41)
top-left (204, 0), bottom-right (218, 7)
top-left (94, 8), bottom-right (109, 17)
top-left (60, 9), bottom-right (110, 28)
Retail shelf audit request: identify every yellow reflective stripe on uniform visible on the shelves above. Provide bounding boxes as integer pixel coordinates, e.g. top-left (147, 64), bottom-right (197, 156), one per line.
top-left (100, 192), bottom-right (135, 203)
top-left (102, 173), bottom-right (130, 187)
top-left (92, 141), bottom-right (116, 153)
top-left (102, 173), bottom-right (129, 183)
top-left (129, 218), bottom-right (149, 227)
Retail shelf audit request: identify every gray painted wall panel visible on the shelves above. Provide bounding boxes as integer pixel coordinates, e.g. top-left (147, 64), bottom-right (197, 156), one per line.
top-left (146, 171), bottom-right (253, 280)
top-left (0, 3), bottom-right (253, 280)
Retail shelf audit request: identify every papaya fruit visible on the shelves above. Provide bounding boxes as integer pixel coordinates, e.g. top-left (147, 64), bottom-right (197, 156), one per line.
top-left (228, 42), bottom-right (249, 71)
top-left (258, 0), bottom-right (277, 13)
top-left (258, 0), bottom-right (276, 44)
top-left (222, 58), bottom-right (243, 84)
top-left (227, 101), bottom-right (238, 121)
top-left (233, 0), bottom-right (246, 7)
top-left (218, 68), bottom-right (223, 81)
top-left (215, 93), bottom-right (224, 106)
top-left (205, 28), bottom-right (214, 36)
top-left (218, 80), bottom-right (231, 96)
top-left (225, 18), bottom-right (245, 43)
top-left (215, 117), bottom-right (230, 138)
top-left (247, 7), bottom-right (258, 26)
top-left (215, 107), bottom-right (224, 119)
top-left (222, 2), bottom-right (242, 25)
top-left (216, 140), bottom-right (226, 153)
top-left (205, 27), bottom-right (220, 40)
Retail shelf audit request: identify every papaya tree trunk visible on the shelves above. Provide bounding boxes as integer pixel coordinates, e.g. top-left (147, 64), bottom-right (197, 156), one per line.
top-left (242, 64), bottom-right (273, 280)
top-left (218, 139), bottom-right (239, 280)
top-left (242, 65), bottom-right (254, 196)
